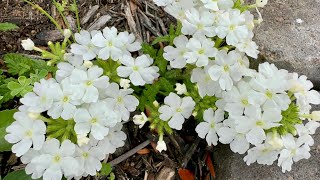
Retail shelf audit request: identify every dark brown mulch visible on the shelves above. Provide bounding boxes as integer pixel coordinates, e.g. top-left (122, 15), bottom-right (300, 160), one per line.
top-left (0, 0), bottom-right (216, 179)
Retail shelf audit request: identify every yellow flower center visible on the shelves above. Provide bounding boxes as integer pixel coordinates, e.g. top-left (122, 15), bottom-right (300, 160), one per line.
top-left (63, 96), bottom-right (69, 102)
top-left (90, 118), bottom-right (98, 124)
top-left (265, 90), bottom-right (273, 99)
top-left (24, 130), bottom-right (33, 137)
top-left (241, 99), bottom-right (249, 106)
top-left (176, 108), bottom-right (183, 112)
top-left (86, 80), bottom-right (93, 86)
top-left (256, 120), bottom-right (264, 127)
top-left (82, 152), bottom-right (89, 158)
top-left (53, 155), bottom-right (61, 163)
top-left (198, 48), bottom-right (205, 55)
top-left (223, 65), bottom-right (230, 72)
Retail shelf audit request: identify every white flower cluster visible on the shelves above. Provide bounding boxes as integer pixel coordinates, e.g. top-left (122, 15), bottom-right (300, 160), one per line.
top-left (194, 62), bottom-right (320, 172)
top-left (6, 27), bottom-right (143, 180)
top-left (153, 0), bottom-right (320, 173)
top-left (158, 0), bottom-right (259, 61)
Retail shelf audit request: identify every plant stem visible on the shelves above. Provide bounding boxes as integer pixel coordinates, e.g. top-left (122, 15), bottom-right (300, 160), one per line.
top-left (23, 0), bottom-right (64, 35)
top-left (73, 0), bottom-right (81, 32)
top-left (52, 0), bottom-right (75, 41)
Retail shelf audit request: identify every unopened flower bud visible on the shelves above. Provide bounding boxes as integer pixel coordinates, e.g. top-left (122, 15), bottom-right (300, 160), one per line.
top-left (267, 133), bottom-right (283, 149)
top-left (192, 111), bottom-right (197, 117)
top-left (256, 0), bottom-right (268, 7)
top-left (21, 38), bottom-right (35, 51)
top-left (133, 112), bottom-right (148, 128)
top-left (83, 60), bottom-right (93, 68)
top-left (77, 134), bottom-right (90, 146)
top-left (153, 100), bottom-right (159, 107)
top-left (63, 29), bottom-right (72, 40)
top-left (120, 78), bottom-right (131, 89)
top-left (311, 111), bottom-right (320, 121)
top-left (175, 83), bottom-right (187, 95)
top-left (156, 135), bottom-right (167, 152)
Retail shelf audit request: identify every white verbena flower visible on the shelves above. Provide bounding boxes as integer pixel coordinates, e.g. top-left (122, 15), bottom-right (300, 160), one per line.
top-left (69, 66), bottom-right (110, 103)
top-left (74, 141), bottom-right (105, 176)
top-left (117, 31), bottom-right (142, 55)
top-left (223, 80), bottom-right (257, 116)
top-left (294, 121), bottom-right (320, 146)
top-left (47, 78), bottom-right (82, 120)
top-left (117, 55), bottom-right (159, 86)
top-left (195, 108), bottom-right (224, 146)
top-left (5, 111), bottom-right (46, 157)
top-left (105, 83), bottom-right (139, 121)
top-left (133, 112), bottom-right (148, 128)
top-left (278, 134), bottom-right (311, 173)
top-left (215, 9), bottom-right (249, 46)
top-left (184, 36), bottom-right (217, 67)
top-left (182, 8), bottom-right (216, 37)
top-left (71, 30), bottom-right (100, 61)
top-left (26, 139), bottom-right (79, 180)
top-left (97, 123), bottom-right (127, 154)
top-left (21, 38), bottom-right (35, 51)
top-left (158, 93), bottom-right (195, 130)
top-left (217, 118), bottom-right (250, 154)
top-left (208, 50), bottom-right (242, 91)
top-left (234, 106), bottom-right (282, 145)
top-left (244, 143), bottom-right (280, 165)
top-left (163, 35), bottom-right (188, 69)
top-left (20, 79), bottom-right (60, 113)
top-left (91, 26), bottom-right (123, 60)
top-left (191, 62), bottom-right (222, 98)
top-left (74, 101), bottom-right (121, 140)
top-left (200, 0), bottom-right (234, 11)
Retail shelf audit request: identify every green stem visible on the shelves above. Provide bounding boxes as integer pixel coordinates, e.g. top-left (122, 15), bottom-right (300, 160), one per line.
top-left (52, 0), bottom-right (75, 41)
top-left (23, 0), bottom-right (64, 34)
top-left (73, 0), bottom-right (81, 32)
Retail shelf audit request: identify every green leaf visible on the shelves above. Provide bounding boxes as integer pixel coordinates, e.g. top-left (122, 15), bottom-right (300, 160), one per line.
top-left (3, 169), bottom-right (37, 180)
top-left (100, 163), bottom-right (113, 176)
top-left (151, 35), bottom-right (170, 45)
top-left (4, 53), bottom-right (56, 76)
top-left (0, 96), bottom-right (3, 101)
top-left (141, 43), bottom-right (158, 58)
top-left (7, 76), bottom-right (33, 97)
top-left (0, 109), bottom-right (17, 152)
top-left (0, 23), bottom-right (18, 32)
top-left (154, 49), bottom-right (168, 74)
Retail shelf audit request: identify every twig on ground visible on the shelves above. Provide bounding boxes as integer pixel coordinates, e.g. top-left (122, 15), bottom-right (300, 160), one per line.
top-left (109, 139), bottom-right (151, 166)
top-left (181, 137), bottom-right (202, 168)
top-left (81, 5), bottom-right (100, 25)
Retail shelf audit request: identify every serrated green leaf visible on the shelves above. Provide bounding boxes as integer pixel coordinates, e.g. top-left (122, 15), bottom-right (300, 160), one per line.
top-left (4, 53), bottom-right (56, 76)
top-left (3, 169), bottom-right (39, 180)
top-left (0, 23), bottom-right (18, 32)
top-left (0, 109), bottom-right (17, 152)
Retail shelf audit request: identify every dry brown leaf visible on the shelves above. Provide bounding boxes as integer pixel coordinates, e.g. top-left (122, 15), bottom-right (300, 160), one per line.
top-left (137, 148), bottom-right (151, 155)
top-left (178, 168), bottom-right (195, 180)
